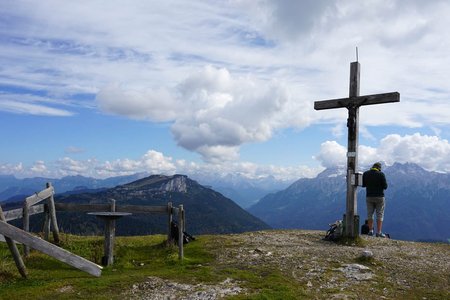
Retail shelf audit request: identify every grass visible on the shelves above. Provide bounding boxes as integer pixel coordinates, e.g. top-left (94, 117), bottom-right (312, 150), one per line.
top-left (0, 234), bottom-right (209, 299)
top-left (336, 235), bottom-right (367, 247)
top-left (1, 232), bottom-right (449, 299)
top-left (1, 233), bottom-right (308, 299)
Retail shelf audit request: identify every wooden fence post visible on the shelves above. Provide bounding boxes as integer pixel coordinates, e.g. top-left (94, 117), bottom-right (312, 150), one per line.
top-left (0, 204), bottom-right (27, 278)
top-left (102, 199), bottom-right (117, 266)
top-left (178, 205), bottom-right (184, 260)
top-left (42, 203), bottom-right (50, 241)
top-left (182, 207), bottom-right (186, 232)
top-left (110, 198), bottom-right (116, 212)
top-left (22, 201), bottom-right (30, 257)
top-left (167, 202), bottom-right (173, 243)
top-left (46, 183), bottom-right (60, 243)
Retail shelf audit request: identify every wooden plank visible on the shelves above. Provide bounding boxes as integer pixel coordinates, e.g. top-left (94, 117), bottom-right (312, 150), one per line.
top-left (55, 203), bottom-right (110, 212)
top-left (314, 92), bottom-right (399, 110)
top-left (30, 204), bottom-right (45, 217)
top-left (4, 204), bottom-right (45, 222)
top-left (3, 208), bottom-right (23, 221)
top-left (116, 205), bottom-right (168, 214)
top-left (0, 220), bottom-right (102, 277)
top-left (26, 186), bottom-right (54, 206)
top-left (55, 203), bottom-right (168, 214)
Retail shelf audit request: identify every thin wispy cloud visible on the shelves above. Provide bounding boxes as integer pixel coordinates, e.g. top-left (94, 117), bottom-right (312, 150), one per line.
top-left (65, 146), bottom-right (85, 154)
top-left (0, 99), bottom-right (73, 116)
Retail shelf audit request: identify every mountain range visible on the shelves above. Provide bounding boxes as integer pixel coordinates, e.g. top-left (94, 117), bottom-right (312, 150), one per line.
top-left (1, 162), bottom-right (448, 242)
top-left (0, 173), bottom-right (148, 201)
top-left (249, 163), bottom-right (450, 242)
top-left (191, 173), bottom-right (292, 208)
top-left (0, 172), bottom-right (289, 209)
top-left (16, 174), bottom-right (270, 236)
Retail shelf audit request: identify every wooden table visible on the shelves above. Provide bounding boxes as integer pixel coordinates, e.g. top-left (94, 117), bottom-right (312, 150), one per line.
top-left (88, 212), bottom-right (131, 266)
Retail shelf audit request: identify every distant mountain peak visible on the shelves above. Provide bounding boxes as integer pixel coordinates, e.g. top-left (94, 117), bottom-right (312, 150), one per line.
top-left (388, 162), bottom-right (427, 173)
top-left (317, 166), bottom-right (346, 178)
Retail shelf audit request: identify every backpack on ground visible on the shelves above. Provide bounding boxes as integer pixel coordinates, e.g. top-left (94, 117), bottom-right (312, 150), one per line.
top-left (170, 221), bottom-right (196, 244)
top-left (324, 220), bottom-right (343, 241)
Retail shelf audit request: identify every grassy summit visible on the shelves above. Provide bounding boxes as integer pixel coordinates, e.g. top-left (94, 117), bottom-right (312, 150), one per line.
top-left (0, 230), bottom-right (449, 299)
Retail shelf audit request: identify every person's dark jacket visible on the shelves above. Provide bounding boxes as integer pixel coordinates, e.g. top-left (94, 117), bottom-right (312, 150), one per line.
top-left (362, 168), bottom-right (388, 197)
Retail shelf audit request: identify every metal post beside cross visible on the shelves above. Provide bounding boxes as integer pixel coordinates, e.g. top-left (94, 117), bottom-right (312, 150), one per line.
top-left (314, 61), bottom-right (400, 238)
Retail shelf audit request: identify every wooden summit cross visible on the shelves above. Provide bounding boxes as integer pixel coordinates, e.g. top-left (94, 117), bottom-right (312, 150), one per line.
top-left (314, 61), bottom-right (400, 238)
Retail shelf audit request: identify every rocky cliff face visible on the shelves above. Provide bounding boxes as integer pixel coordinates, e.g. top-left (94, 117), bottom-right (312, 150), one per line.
top-left (114, 174), bottom-right (188, 195)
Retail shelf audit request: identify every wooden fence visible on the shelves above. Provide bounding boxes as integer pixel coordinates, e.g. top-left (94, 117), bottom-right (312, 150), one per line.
top-left (0, 183), bottom-right (186, 278)
top-left (53, 201), bottom-right (186, 259)
top-left (0, 183), bottom-right (102, 277)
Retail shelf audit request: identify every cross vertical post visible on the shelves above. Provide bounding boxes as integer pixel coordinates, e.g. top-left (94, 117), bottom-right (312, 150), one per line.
top-left (345, 62), bottom-right (360, 238)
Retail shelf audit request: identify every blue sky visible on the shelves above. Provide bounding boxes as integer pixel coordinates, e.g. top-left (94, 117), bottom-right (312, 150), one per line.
top-left (1, 0), bottom-right (449, 180)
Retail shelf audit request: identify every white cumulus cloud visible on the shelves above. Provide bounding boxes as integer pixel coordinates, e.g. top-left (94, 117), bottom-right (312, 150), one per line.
top-left (314, 133), bottom-right (450, 172)
top-left (313, 141), bottom-right (347, 168)
top-left (96, 85), bottom-right (179, 122)
top-left (96, 65), bottom-right (311, 162)
top-left (378, 133), bottom-right (450, 172)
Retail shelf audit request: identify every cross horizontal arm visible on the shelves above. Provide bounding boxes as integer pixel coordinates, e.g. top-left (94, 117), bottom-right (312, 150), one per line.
top-left (314, 92), bottom-right (399, 110)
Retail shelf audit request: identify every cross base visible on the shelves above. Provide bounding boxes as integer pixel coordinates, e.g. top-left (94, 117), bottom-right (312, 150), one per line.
top-left (343, 213), bottom-right (360, 239)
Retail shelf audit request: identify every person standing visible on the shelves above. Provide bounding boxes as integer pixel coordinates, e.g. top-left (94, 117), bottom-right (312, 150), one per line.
top-left (362, 162), bottom-right (388, 237)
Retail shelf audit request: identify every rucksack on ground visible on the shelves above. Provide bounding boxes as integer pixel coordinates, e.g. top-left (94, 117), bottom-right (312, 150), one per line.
top-left (324, 220), bottom-right (343, 241)
top-left (170, 221), bottom-right (196, 244)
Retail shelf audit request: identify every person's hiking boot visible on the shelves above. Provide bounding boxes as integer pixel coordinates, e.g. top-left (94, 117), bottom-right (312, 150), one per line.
top-left (376, 232), bottom-right (386, 238)
top-left (368, 230), bottom-right (374, 236)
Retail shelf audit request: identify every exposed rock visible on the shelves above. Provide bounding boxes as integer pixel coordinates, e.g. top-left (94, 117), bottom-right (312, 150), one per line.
top-left (361, 250), bottom-right (373, 258)
top-left (334, 263), bottom-right (374, 281)
top-left (160, 176), bottom-right (187, 193)
top-left (126, 276), bottom-right (244, 300)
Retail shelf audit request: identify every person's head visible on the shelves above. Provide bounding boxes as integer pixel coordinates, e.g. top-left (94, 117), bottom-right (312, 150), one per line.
top-left (372, 162), bottom-right (382, 171)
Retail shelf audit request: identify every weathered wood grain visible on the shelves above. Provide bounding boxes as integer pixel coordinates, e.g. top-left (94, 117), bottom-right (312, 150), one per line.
top-left (55, 203), bottom-right (110, 212)
top-left (314, 92), bottom-right (399, 110)
top-left (25, 186), bottom-right (54, 206)
top-left (3, 204), bottom-right (45, 222)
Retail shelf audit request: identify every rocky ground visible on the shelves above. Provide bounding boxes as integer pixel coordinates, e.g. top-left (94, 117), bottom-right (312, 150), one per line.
top-left (126, 230), bottom-right (450, 299)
